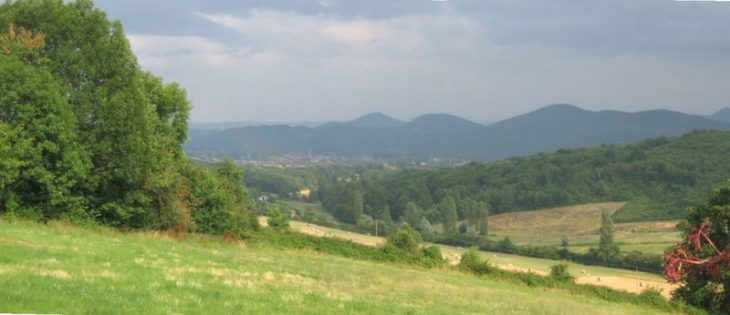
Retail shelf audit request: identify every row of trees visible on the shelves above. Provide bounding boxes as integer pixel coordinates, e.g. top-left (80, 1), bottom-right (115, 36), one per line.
top-left (316, 177), bottom-right (490, 239)
top-left (0, 0), bottom-right (258, 237)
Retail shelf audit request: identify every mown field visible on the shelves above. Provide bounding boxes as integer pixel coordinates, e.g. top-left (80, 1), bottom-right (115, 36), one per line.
top-left (285, 201), bottom-right (682, 297)
top-left (479, 202), bottom-right (679, 256)
top-left (287, 201), bottom-right (682, 257)
top-left (0, 218), bottom-right (688, 314)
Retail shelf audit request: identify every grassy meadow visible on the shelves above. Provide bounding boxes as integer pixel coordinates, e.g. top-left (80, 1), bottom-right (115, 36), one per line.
top-left (488, 202), bottom-right (681, 255)
top-left (0, 218), bottom-right (693, 314)
top-left (289, 220), bottom-right (677, 298)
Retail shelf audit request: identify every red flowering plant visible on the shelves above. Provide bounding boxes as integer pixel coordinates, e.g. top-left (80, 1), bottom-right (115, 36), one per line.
top-left (664, 222), bottom-right (730, 283)
top-left (663, 181), bottom-right (730, 312)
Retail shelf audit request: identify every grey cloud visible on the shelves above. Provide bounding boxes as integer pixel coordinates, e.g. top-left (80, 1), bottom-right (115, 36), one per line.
top-left (90, 0), bottom-right (730, 123)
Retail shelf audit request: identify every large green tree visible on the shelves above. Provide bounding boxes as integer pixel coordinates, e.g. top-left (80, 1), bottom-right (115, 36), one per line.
top-left (403, 202), bottom-right (422, 228)
top-left (0, 53), bottom-right (87, 219)
top-left (476, 201), bottom-right (489, 235)
top-left (0, 0), bottom-right (258, 238)
top-left (597, 209), bottom-right (619, 262)
top-left (1, 0), bottom-right (192, 226)
top-left (439, 196), bottom-right (458, 234)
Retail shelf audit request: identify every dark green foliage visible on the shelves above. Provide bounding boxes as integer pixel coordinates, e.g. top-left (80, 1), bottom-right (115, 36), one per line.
top-left (561, 233), bottom-right (569, 247)
top-left (266, 204), bottom-right (289, 231)
top-left (0, 53), bottom-right (88, 220)
top-left (549, 262), bottom-right (574, 283)
top-left (416, 217), bottom-right (435, 240)
top-left (434, 234), bottom-right (664, 274)
top-left (439, 196), bottom-right (458, 234)
top-left (241, 165), bottom-right (314, 198)
top-left (308, 130), bottom-right (730, 226)
top-left (0, 0), bottom-right (259, 239)
top-left (250, 229), bottom-right (442, 268)
top-left (186, 160), bottom-right (259, 238)
top-left (459, 247), bottom-right (493, 275)
top-left (421, 245), bottom-right (444, 266)
top-left (402, 202), bottom-right (421, 228)
top-left (385, 226), bottom-right (422, 254)
top-left (597, 209), bottom-right (619, 262)
top-left (498, 237), bottom-right (517, 253)
top-left (7, 0), bottom-right (166, 225)
top-left (667, 180), bottom-right (730, 312)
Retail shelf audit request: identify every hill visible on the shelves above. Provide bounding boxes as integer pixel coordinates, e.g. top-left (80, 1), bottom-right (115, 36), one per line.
top-left (308, 130), bottom-right (730, 226)
top-left (710, 107), bottom-right (730, 123)
top-left (478, 104), bottom-right (730, 160)
top-left (343, 112), bottom-right (404, 128)
top-left (185, 104), bottom-right (730, 161)
top-left (0, 219), bottom-right (690, 314)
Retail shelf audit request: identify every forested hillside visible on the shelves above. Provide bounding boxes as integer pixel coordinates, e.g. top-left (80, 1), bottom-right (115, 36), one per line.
top-left (185, 105), bottom-right (730, 161)
top-left (0, 0), bottom-right (258, 236)
top-left (245, 131), bottom-right (730, 227)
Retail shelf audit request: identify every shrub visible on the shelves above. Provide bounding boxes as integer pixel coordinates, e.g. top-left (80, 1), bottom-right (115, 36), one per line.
top-left (422, 245), bottom-right (445, 267)
top-left (459, 247), bottom-right (493, 275)
top-left (561, 233), bottom-right (569, 247)
top-left (386, 226), bottom-right (422, 253)
top-left (266, 204), bottom-right (289, 230)
top-left (549, 262), bottom-right (574, 283)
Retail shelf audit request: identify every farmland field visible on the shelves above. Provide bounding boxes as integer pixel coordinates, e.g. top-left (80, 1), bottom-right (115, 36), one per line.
top-left (488, 202), bottom-right (681, 255)
top-left (288, 220), bottom-right (677, 298)
top-left (0, 218), bottom-right (686, 314)
top-left (287, 201), bottom-right (683, 257)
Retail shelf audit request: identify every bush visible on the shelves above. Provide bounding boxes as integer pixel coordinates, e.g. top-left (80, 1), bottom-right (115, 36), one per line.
top-left (549, 262), bottom-right (574, 283)
top-left (266, 204), bottom-right (290, 230)
top-left (459, 247), bottom-right (493, 275)
top-left (422, 245), bottom-right (445, 267)
top-left (386, 226), bottom-right (422, 253)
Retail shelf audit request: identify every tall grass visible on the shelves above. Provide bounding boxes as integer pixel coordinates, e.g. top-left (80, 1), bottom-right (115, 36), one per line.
top-left (0, 218), bottom-right (702, 314)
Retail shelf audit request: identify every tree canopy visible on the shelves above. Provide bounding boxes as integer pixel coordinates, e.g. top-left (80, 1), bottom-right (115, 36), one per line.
top-left (0, 0), bottom-right (257, 237)
top-left (664, 181), bottom-right (730, 312)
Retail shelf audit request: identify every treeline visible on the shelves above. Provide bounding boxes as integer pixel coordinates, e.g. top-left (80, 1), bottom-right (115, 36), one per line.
top-left (436, 234), bottom-right (664, 274)
top-left (0, 0), bottom-right (258, 237)
top-left (249, 130), bottom-right (730, 227)
top-left (373, 131), bottom-right (730, 223)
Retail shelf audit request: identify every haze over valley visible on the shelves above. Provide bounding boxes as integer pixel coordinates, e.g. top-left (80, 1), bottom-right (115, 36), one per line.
top-left (3, 0), bottom-right (730, 313)
top-left (186, 104), bottom-right (730, 162)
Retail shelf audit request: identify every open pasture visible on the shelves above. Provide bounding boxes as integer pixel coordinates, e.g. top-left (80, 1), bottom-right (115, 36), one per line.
top-left (289, 219), bottom-right (677, 298)
top-left (0, 219), bottom-right (683, 314)
top-left (488, 202), bottom-right (681, 255)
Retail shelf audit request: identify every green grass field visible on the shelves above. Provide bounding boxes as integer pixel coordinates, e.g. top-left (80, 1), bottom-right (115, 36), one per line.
top-left (0, 218), bottom-right (693, 314)
top-left (290, 219), bottom-right (677, 298)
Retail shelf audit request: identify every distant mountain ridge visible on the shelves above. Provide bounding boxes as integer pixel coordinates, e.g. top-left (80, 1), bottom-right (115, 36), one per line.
top-left (185, 105), bottom-right (730, 161)
top-left (710, 107), bottom-right (730, 123)
top-left (343, 112), bottom-right (405, 128)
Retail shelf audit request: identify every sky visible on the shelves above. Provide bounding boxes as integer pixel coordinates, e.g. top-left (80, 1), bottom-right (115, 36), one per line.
top-left (93, 0), bottom-right (730, 123)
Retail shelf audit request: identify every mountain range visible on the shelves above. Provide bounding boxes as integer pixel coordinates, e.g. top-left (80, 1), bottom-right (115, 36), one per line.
top-left (185, 104), bottom-right (730, 161)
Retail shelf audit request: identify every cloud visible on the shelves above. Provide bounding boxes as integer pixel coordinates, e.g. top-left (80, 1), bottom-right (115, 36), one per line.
top-left (193, 10), bottom-right (485, 60)
top-left (93, 0), bottom-right (730, 123)
top-left (128, 35), bottom-right (234, 68)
